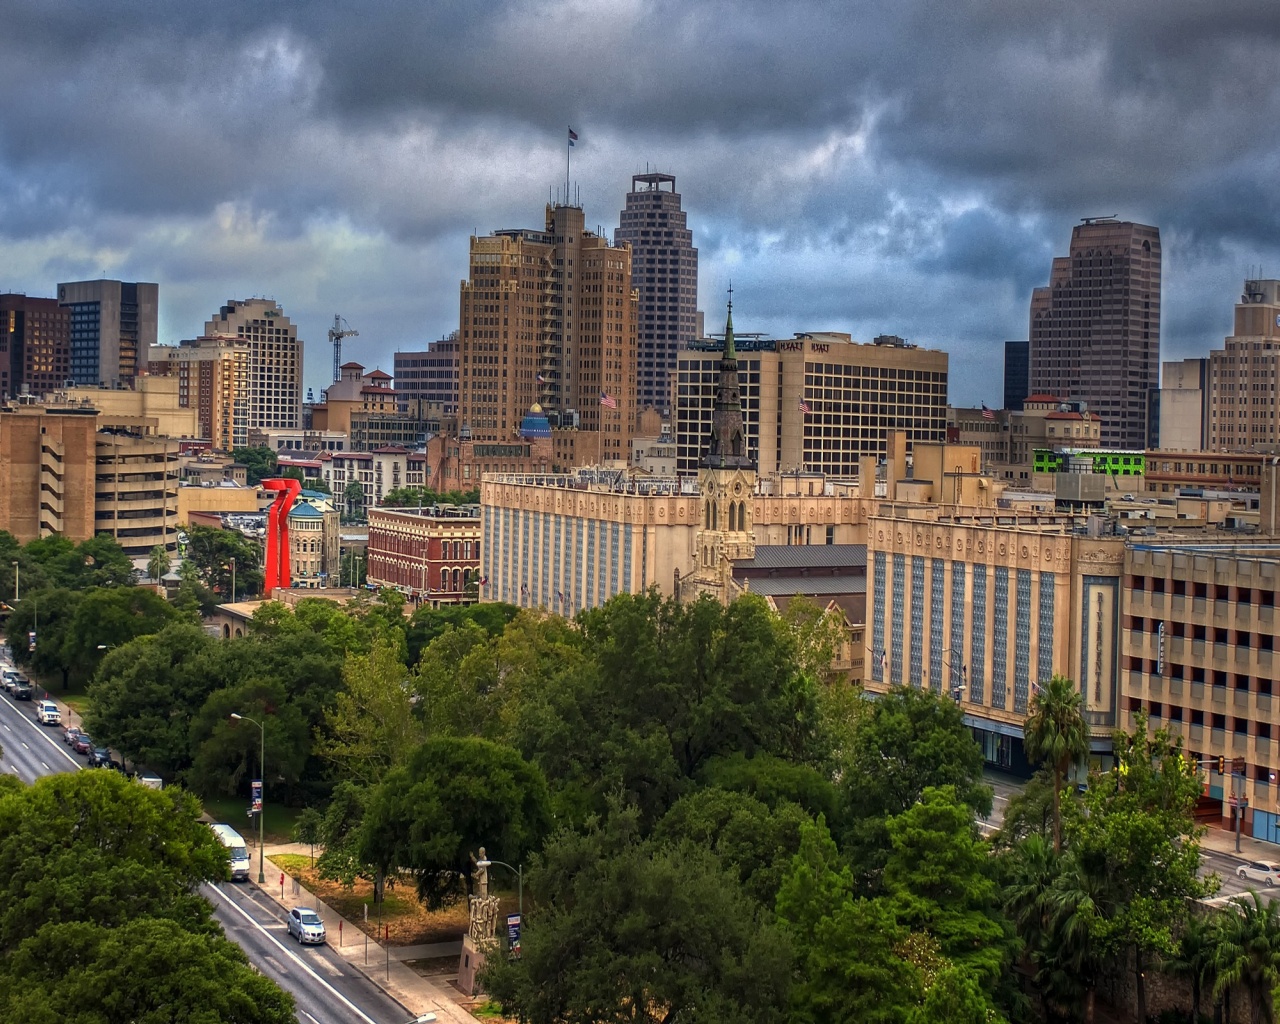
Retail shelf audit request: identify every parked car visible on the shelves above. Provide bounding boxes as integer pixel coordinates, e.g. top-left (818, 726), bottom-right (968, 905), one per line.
top-left (1237, 861), bottom-right (1280, 886)
top-left (87, 747), bottom-right (113, 768)
top-left (12, 681), bottom-right (33, 701)
top-left (72, 734), bottom-right (94, 755)
top-left (63, 726), bottom-right (84, 746)
top-left (286, 907), bottom-right (326, 945)
top-left (35, 700), bottom-right (60, 725)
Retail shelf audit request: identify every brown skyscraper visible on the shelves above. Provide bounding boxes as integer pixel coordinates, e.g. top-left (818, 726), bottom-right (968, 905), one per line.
top-left (458, 203), bottom-right (637, 467)
top-left (1029, 219), bottom-right (1160, 449)
top-left (0, 294), bottom-right (71, 397)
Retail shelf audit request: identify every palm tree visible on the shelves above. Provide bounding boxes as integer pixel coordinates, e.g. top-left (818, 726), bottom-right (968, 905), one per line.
top-left (1043, 854), bottom-right (1110, 1024)
top-left (1214, 891), bottom-right (1280, 1024)
top-left (1165, 913), bottom-right (1221, 1023)
top-left (1023, 674), bottom-right (1090, 853)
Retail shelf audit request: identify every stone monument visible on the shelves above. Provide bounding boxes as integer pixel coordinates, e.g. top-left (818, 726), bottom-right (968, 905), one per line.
top-left (458, 847), bottom-right (502, 996)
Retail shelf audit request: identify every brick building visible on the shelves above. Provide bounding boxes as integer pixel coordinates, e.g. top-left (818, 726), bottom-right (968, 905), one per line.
top-left (366, 505), bottom-right (481, 605)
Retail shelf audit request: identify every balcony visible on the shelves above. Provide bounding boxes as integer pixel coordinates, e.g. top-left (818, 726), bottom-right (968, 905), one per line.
top-left (1192, 639), bottom-right (1206, 658)
top-left (1191, 681), bottom-right (1205, 701)
top-left (1169, 678), bottom-right (1185, 698)
top-left (1193, 597), bottom-right (1207, 616)
top-left (1189, 724), bottom-right (1205, 744)
top-left (1213, 643), bottom-right (1230, 667)
top-left (1212, 685), bottom-right (1227, 705)
top-left (1236, 645), bottom-right (1251, 666)
top-left (1171, 595), bottom-right (1187, 617)
top-left (1261, 606), bottom-right (1275, 629)
top-left (1149, 676), bottom-right (1164, 697)
top-left (1259, 693), bottom-right (1273, 714)
top-left (1238, 604), bottom-right (1253, 627)
top-left (1233, 732), bottom-right (1249, 753)
top-left (1213, 601), bottom-right (1232, 628)
top-left (1211, 727), bottom-right (1226, 747)
top-left (1256, 736), bottom-right (1272, 757)
top-left (1131, 591), bottom-right (1148, 613)
top-left (1084, 709), bottom-right (1116, 729)
top-left (1234, 688), bottom-right (1250, 711)
top-left (1261, 649), bottom-right (1274, 670)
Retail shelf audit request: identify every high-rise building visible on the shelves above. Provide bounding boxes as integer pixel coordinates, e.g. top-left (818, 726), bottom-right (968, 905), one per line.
top-left (0, 401), bottom-right (98, 542)
top-left (1158, 357), bottom-right (1209, 452)
top-left (394, 333), bottom-right (459, 413)
top-left (148, 336), bottom-right (251, 450)
top-left (0, 294), bottom-right (71, 398)
top-left (1003, 341), bottom-right (1029, 412)
top-left (675, 331), bottom-right (948, 476)
top-left (1028, 219), bottom-right (1161, 449)
top-left (1207, 279), bottom-right (1280, 452)
top-left (57, 280), bottom-right (158, 387)
top-left (458, 203), bottom-right (638, 468)
top-left (202, 299), bottom-right (303, 432)
top-left (614, 173), bottom-right (698, 416)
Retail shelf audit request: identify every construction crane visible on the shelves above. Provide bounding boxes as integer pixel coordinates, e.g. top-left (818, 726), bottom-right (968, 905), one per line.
top-left (327, 315), bottom-right (359, 383)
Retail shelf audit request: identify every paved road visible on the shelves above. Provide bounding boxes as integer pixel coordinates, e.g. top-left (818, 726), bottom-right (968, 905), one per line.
top-left (208, 879), bottom-right (410, 1024)
top-left (0, 687), bottom-right (411, 1024)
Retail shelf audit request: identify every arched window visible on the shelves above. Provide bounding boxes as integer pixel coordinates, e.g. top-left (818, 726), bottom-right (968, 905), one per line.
top-left (729, 502), bottom-right (738, 532)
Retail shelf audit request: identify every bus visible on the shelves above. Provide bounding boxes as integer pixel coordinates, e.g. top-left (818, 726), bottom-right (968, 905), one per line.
top-left (209, 823), bottom-right (251, 882)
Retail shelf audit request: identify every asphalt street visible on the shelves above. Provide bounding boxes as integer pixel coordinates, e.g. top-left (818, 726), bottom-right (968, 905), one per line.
top-left (0, 687), bottom-right (413, 1024)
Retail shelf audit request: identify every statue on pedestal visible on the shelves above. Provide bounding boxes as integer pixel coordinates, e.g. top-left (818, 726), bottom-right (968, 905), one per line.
top-left (468, 847), bottom-right (501, 943)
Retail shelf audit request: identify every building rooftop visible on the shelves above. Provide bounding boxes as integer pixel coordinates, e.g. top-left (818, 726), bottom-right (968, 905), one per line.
top-left (734, 544), bottom-right (868, 571)
top-left (742, 574), bottom-right (867, 597)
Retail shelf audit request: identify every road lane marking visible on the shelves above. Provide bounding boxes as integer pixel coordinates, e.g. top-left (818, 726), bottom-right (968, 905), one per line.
top-left (0, 693), bottom-right (80, 770)
top-left (206, 885), bottom-right (380, 1024)
top-left (8, 766), bottom-right (16, 774)
top-left (40, 762), bottom-right (48, 770)
top-left (304, 1014), bottom-right (321, 1024)
top-left (21, 743), bottom-right (27, 749)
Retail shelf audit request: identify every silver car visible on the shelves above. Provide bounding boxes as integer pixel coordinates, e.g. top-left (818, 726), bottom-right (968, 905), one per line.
top-left (286, 907), bottom-right (326, 945)
top-left (1236, 861), bottom-right (1280, 887)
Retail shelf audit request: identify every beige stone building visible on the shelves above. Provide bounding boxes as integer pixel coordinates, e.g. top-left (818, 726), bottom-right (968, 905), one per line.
top-left (177, 484), bottom-right (263, 526)
top-left (1159, 357), bottom-right (1209, 452)
top-left (149, 335), bottom-right (251, 450)
top-left (674, 332), bottom-right (948, 477)
top-left (288, 494), bottom-right (340, 587)
top-left (94, 431), bottom-right (181, 555)
top-left (0, 401), bottom-right (99, 542)
top-left (1207, 279), bottom-right (1280, 452)
top-left (200, 300), bottom-right (302, 432)
top-left (459, 203), bottom-right (638, 468)
top-left (59, 377), bottom-right (198, 439)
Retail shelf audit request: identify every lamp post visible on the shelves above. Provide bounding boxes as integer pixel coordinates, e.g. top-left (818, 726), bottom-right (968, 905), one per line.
top-left (230, 557), bottom-right (236, 602)
top-left (940, 647), bottom-right (968, 704)
top-left (230, 712), bottom-right (266, 882)
top-left (475, 856), bottom-right (523, 919)
top-left (10, 560), bottom-right (17, 602)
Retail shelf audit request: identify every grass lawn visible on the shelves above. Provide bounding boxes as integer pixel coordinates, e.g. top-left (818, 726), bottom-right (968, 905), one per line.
top-left (202, 796), bottom-right (303, 844)
top-left (270, 852), bottom-right (518, 947)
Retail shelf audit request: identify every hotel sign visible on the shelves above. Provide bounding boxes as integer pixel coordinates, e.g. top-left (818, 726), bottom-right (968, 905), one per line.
top-left (778, 341), bottom-right (829, 354)
top-left (474, 444), bottom-right (529, 457)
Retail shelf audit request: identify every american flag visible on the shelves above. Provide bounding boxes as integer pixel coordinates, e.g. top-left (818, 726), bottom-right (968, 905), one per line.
top-left (798, 398), bottom-right (811, 414)
top-left (599, 391), bottom-right (618, 409)
top-left (537, 373), bottom-right (547, 383)
top-left (520, 584), bottom-right (528, 595)
top-left (556, 590), bottom-right (565, 602)
top-left (568, 128), bottom-right (578, 146)
top-left (981, 403), bottom-right (995, 421)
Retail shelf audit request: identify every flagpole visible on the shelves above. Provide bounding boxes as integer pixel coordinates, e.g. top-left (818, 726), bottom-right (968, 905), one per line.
top-left (566, 126), bottom-right (571, 205)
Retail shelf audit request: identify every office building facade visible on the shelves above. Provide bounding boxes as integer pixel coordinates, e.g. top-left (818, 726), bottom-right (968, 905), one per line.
top-left (1207, 279), bottom-right (1280, 452)
top-left (148, 336), bottom-right (251, 450)
top-left (1003, 341), bottom-right (1029, 412)
top-left (614, 173), bottom-right (698, 416)
top-left (367, 506), bottom-right (481, 605)
top-left (459, 203), bottom-right (638, 468)
top-left (57, 280), bottom-right (158, 387)
top-left (675, 332), bottom-right (948, 476)
top-left (394, 334), bottom-right (459, 413)
top-left (1029, 219), bottom-right (1161, 449)
top-left (0, 294), bottom-right (71, 398)
top-left (202, 300), bottom-right (302, 432)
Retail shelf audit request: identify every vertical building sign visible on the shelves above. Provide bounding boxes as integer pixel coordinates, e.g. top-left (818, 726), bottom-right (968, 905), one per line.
top-left (1156, 621), bottom-right (1165, 677)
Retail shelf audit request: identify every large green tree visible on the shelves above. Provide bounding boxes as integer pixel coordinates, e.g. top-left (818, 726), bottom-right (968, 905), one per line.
top-left (1069, 713), bottom-right (1211, 1022)
top-left (360, 736), bottom-right (551, 908)
top-left (230, 446), bottom-right (278, 485)
top-left (0, 918), bottom-right (296, 1024)
top-left (841, 686), bottom-right (991, 884)
top-left (484, 808), bottom-right (793, 1024)
top-left (1023, 674), bottom-right (1089, 853)
top-left (1214, 892), bottom-right (1280, 1024)
top-left (184, 525), bottom-right (263, 600)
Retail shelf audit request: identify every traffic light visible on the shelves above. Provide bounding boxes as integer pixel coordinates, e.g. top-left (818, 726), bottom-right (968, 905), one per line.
top-left (1218, 755), bottom-right (1226, 774)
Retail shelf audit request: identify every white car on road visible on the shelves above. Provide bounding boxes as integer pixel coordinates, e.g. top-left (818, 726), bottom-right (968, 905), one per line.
top-left (286, 907), bottom-right (326, 945)
top-left (1236, 861), bottom-right (1280, 886)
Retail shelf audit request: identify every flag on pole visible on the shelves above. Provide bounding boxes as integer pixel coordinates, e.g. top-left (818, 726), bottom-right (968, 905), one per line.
top-left (478, 576), bottom-right (488, 587)
top-left (798, 398), bottom-right (811, 414)
top-left (568, 128), bottom-right (578, 147)
top-left (520, 584), bottom-right (528, 595)
top-left (981, 402), bottom-right (995, 421)
top-left (556, 590), bottom-right (564, 602)
top-left (599, 391), bottom-right (618, 409)
top-left (537, 373), bottom-right (547, 383)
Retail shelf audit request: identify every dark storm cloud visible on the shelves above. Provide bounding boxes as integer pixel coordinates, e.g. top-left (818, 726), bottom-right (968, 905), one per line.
top-left (5, 0), bottom-right (1280, 402)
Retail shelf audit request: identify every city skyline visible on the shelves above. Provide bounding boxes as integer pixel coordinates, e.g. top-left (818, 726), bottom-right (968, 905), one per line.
top-left (2, 2), bottom-right (1279, 407)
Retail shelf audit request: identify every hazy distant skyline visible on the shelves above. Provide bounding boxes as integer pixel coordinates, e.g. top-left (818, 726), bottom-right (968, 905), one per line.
top-left (3, 0), bottom-right (1280, 405)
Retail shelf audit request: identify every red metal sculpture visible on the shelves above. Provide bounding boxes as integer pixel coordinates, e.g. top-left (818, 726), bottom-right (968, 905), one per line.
top-left (261, 477), bottom-right (303, 594)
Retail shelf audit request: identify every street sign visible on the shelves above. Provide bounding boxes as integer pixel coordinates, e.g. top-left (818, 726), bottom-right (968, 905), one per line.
top-left (507, 913), bottom-right (522, 958)
top-left (251, 779), bottom-right (263, 813)
top-left (1234, 757), bottom-right (1247, 775)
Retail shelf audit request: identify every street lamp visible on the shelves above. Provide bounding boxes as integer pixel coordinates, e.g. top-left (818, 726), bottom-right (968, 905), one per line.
top-left (940, 647), bottom-right (968, 705)
top-left (10, 560), bottom-right (17, 602)
top-left (230, 557), bottom-right (236, 602)
top-left (475, 856), bottom-right (523, 919)
top-left (230, 712), bottom-right (266, 883)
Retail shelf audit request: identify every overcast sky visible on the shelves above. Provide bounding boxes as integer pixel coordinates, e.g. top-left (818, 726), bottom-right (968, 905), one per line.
top-left (3, 0), bottom-right (1279, 405)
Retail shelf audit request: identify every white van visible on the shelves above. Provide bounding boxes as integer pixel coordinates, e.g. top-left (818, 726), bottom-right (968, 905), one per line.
top-left (209, 823), bottom-right (252, 882)
top-left (35, 700), bottom-right (61, 726)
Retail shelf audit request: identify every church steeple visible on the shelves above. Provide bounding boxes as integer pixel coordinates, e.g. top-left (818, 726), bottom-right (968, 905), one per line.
top-left (704, 288), bottom-right (753, 469)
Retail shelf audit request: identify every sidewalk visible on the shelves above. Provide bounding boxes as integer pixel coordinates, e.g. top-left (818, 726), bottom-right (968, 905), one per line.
top-left (256, 843), bottom-right (479, 1023)
top-left (1199, 822), bottom-right (1277, 863)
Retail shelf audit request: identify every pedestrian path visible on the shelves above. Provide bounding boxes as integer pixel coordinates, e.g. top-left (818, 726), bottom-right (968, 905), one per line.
top-left (257, 844), bottom-right (479, 1023)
